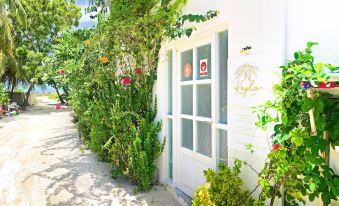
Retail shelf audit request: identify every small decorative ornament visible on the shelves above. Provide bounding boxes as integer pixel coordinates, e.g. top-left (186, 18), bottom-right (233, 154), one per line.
top-left (300, 81), bottom-right (312, 90)
top-left (135, 68), bottom-right (141, 75)
top-left (272, 144), bottom-right (280, 151)
top-left (121, 77), bottom-right (131, 85)
top-left (59, 69), bottom-right (65, 75)
top-left (199, 59), bottom-right (208, 77)
top-left (100, 56), bottom-right (109, 64)
top-left (183, 63), bottom-right (192, 78)
top-left (240, 46), bottom-right (252, 55)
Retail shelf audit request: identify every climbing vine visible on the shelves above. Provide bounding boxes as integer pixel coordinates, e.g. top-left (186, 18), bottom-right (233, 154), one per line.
top-left (45, 0), bottom-right (217, 191)
top-left (254, 42), bottom-right (339, 205)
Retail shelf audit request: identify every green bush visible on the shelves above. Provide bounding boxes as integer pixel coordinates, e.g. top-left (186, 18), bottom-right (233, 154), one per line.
top-left (0, 83), bottom-right (8, 105)
top-left (43, 0), bottom-right (217, 192)
top-left (193, 161), bottom-right (263, 206)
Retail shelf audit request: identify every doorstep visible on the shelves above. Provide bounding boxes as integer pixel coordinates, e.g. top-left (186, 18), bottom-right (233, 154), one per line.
top-left (165, 183), bottom-right (192, 206)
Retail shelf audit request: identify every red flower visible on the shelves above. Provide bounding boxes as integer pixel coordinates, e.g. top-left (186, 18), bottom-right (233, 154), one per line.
top-left (318, 82), bottom-right (335, 88)
top-left (136, 68), bottom-right (141, 75)
top-left (59, 69), bottom-right (65, 75)
top-left (272, 144), bottom-right (280, 151)
top-left (121, 77), bottom-right (131, 85)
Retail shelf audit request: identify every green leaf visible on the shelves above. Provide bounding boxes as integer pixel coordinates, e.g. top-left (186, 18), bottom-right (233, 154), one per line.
top-left (301, 98), bottom-right (314, 112)
top-left (309, 193), bottom-right (315, 202)
top-left (309, 182), bottom-right (316, 192)
top-left (294, 52), bottom-right (299, 60)
top-left (321, 192), bottom-right (331, 204)
top-left (334, 177), bottom-right (339, 187)
top-left (314, 99), bottom-right (324, 113)
top-left (315, 116), bottom-right (326, 132)
top-left (292, 136), bottom-right (303, 147)
top-left (282, 114), bottom-right (288, 125)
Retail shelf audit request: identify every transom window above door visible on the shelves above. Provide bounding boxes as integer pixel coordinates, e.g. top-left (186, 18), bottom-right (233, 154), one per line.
top-left (180, 43), bottom-right (212, 157)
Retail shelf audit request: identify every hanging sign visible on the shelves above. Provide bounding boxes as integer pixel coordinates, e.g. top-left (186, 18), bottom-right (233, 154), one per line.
top-left (200, 59), bottom-right (208, 77)
top-left (183, 63), bottom-right (192, 78)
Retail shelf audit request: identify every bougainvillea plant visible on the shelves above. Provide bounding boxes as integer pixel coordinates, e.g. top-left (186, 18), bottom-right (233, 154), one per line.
top-left (253, 42), bottom-right (339, 205)
top-left (45, 0), bottom-right (218, 191)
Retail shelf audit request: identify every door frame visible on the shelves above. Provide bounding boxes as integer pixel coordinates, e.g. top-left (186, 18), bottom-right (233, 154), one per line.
top-left (166, 22), bottom-right (229, 197)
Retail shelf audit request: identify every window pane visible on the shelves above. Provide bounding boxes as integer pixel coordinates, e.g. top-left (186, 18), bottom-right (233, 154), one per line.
top-left (197, 84), bottom-right (211, 118)
top-left (168, 119), bottom-right (173, 179)
top-left (217, 129), bottom-right (228, 164)
top-left (181, 85), bottom-right (193, 115)
top-left (181, 49), bottom-right (193, 81)
top-left (181, 119), bottom-right (193, 150)
top-left (167, 51), bottom-right (173, 115)
top-left (196, 44), bottom-right (211, 80)
top-left (197, 121), bottom-right (211, 156)
top-left (219, 31), bottom-right (228, 124)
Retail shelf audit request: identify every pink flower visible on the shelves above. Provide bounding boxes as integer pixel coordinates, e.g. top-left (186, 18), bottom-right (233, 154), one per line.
top-left (136, 68), bottom-right (141, 75)
top-left (121, 77), bottom-right (131, 85)
top-left (272, 144), bottom-right (280, 151)
top-left (59, 69), bottom-right (65, 75)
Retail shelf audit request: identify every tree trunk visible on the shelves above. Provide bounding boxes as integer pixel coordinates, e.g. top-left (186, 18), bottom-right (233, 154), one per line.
top-left (53, 82), bottom-right (65, 104)
top-left (23, 84), bottom-right (34, 110)
top-left (10, 78), bottom-right (17, 103)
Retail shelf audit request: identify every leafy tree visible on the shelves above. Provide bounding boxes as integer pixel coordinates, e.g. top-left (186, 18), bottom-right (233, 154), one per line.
top-left (11, 0), bottom-right (81, 108)
top-left (42, 29), bottom-right (93, 104)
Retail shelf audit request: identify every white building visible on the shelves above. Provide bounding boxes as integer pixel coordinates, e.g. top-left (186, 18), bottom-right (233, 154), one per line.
top-left (154, 0), bottom-right (339, 205)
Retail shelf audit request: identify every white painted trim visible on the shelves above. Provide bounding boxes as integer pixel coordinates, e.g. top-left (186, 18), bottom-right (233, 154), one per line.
top-left (211, 31), bottom-right (217, 169)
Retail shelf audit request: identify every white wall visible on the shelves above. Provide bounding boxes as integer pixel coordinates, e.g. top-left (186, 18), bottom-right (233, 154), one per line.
top-left (155, 0), bottom-right (285, 203)
top-left (155, 0), bottom-right (339, 205)
top-left (286, 0), bottom-right (339, 65)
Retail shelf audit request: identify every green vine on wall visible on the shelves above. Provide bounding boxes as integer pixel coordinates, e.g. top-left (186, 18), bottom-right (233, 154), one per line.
top-left (253, 42), bottom-right (339, 205)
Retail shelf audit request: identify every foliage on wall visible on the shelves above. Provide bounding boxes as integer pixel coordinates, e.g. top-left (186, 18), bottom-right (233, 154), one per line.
top-left (44, 0), bottom-right (217, 190)
top-left (254, 42), bottom-right (339, 205)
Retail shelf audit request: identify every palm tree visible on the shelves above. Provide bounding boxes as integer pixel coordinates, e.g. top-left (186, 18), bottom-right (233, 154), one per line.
top-left (0, 0), bottom-right (25, 97)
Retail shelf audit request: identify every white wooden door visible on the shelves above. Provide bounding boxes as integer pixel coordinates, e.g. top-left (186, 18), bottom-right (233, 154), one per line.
top-left (173, 30), bottom-right (229, 198)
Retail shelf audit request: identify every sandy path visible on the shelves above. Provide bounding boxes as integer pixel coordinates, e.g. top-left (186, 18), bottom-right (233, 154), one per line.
top-left (0, 97), bottom-right (180, 206)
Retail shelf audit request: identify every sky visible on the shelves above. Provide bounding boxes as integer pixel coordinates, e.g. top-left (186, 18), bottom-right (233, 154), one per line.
top-left (76, 0), bottom-right (97, 28)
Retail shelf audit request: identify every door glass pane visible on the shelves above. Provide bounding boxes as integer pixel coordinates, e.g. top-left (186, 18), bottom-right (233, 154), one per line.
top-left (196, 44), bottom-right (211, 80)
top-left (217, 129), bottom-right (228, 164)
top-left (181, 49), bottom-right (193, 81)
top-left (168, 119), bottom-right (173, 179)
top-left (181, 119), bottom-right (193, 150)
top-left (181, 85), bottom-right (193, 115)
top-left (197, 121), bottom-right (211, 156)
top-left (167, 51), bottom-right (173, 115)
top-left (197, 84), bottom-right (211, 118)
top-left (219, 31), bottom-right (228, 124)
